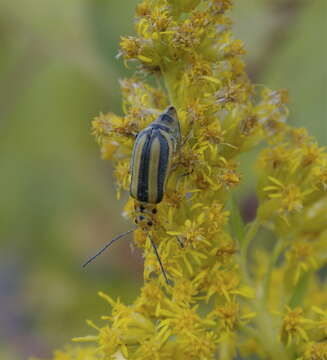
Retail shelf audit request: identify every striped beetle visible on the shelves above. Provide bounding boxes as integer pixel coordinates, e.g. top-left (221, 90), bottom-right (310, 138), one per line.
top-left (83, 106), bottom-right (182, 284)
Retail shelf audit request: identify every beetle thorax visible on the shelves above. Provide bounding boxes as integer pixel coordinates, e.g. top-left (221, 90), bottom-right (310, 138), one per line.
top-left (153, 106), bottom-right (181, 150)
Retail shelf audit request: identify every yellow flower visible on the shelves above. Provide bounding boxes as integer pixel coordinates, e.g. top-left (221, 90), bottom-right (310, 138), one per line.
top-left (311, 307), bottom-right (327, 339)
top-left (301, 341), bottom-right (327, 360)
top-left (177, 330), bottom-right (218, 360)
top-left (285, 241), bottom-right (317, 284)
top-left (263, 177), bottom-right (310, 213)
top-left (209, 301), bottom-right (255, 332)
top-left (281, 307), bottom-right (312, 346)
top-left (158, 303), bottom-right (204, 335)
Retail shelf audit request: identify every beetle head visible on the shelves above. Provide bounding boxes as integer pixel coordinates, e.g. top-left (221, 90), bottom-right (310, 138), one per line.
top-left (155, 106), bottom-right (181, 148)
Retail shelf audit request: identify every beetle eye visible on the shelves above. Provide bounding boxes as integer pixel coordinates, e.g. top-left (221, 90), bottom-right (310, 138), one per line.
top-left (147, 221), bottom-right (153, 226)
top-left (166, 106), bottom-right (176, 117)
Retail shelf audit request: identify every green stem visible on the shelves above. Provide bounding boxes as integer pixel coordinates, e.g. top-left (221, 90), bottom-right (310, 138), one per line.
top-left (239, 222), bottom-right (289, 360)
top-left (240, 219), bottom-right (260, 284)
top-left (262, 238), bottom-right (284, 304)
top-left (241, 219), bottom-right (260, 257)
top-left (254, 305), bottom-right (289, 360)
top-left (162, 71), bottom-right (178, 107)
top-left (238, 323), bottom-right (261, 342)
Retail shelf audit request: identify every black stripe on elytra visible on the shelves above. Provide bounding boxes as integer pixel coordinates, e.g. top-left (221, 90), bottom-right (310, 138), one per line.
top-left (156, 131), bottom-right (170, 203)
top-left (130, 128), bottom-right (151, 176)
top-left (137, 130), bottom-right (153, 202)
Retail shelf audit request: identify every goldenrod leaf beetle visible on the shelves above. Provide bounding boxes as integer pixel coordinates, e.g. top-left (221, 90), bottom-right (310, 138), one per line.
top-left (83, 106), bottom-right (182, 285)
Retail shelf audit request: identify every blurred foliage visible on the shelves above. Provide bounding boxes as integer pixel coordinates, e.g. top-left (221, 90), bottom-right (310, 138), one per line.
top-left (0, 0), bottom-right (325, 359)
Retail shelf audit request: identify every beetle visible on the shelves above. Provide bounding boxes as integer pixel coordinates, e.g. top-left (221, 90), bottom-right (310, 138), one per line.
top-left (83, 106), bottom-right (182, 284)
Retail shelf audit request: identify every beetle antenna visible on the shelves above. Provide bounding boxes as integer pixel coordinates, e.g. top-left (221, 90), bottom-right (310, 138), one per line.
top-left (149, 234), bottom-right (172, 286)
top-left (82, 229), bottom-right (135, 268)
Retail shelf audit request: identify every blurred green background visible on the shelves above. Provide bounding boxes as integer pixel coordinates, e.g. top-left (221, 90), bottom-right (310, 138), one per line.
top-left (0, 0), bottom-right (325, 358)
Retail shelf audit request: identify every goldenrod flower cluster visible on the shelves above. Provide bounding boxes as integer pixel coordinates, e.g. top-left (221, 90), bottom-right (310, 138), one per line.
top-left (42, 1), bottom-right (326, 359)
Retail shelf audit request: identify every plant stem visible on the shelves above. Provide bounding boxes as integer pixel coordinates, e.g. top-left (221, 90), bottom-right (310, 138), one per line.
top-left (254, 304), bottom-right (289, 360)
top-left (240, 219), bottom-right (260, 285)
top-left (262, 238), bottom-right (284, 304)
top-left (239, 222), bottom-right (289, 360)
top-left (161, 66), bottom-right (180, 108)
